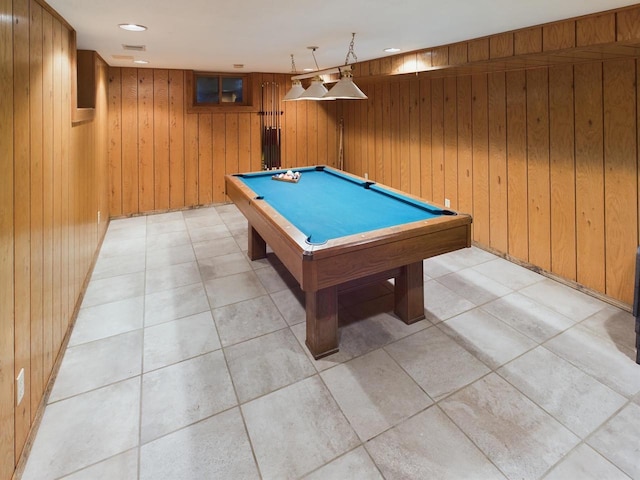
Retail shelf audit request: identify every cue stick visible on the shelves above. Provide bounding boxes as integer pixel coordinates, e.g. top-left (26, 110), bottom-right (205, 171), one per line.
top-left (338, 117), bottom-right (344, 170)
top-left (260, 81), bottom-right (266, 169)
top-left (270, 83), bottom-right (273, 170)
top-left (274, 83), bottom-right (282, 168)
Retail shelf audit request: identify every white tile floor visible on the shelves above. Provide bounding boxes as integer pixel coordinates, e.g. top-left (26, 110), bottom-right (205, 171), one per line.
top-left (20, 204), bottom-right (640, 480)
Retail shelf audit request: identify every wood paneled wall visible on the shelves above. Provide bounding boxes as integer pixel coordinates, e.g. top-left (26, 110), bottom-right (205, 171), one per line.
top-left (1, 1), bottom-right (109, 478)
top-left (107, 70), bottom-right (342, 215)
top-left (107, 59), bottom-right (639, 307)
top-left (345, 59), bottom-right (639, 306)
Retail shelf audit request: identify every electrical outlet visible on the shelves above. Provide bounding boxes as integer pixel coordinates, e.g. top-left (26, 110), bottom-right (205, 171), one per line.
top-left (444, 198), bottom-right (451, 208)
top-left (364, 172), bottom-right (368, 179)
top-left (16, 368), bottom-right (24, 405)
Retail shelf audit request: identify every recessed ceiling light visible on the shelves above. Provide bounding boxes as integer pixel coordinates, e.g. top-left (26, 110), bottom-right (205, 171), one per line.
top-left (119, 23), bottom-right (147, 32)
top-left (133, 59), bottom-right (149, 64)
top-left (384, 47), bottom-right (401, 53)
top-left (303, 68), bottom-right (314, 72)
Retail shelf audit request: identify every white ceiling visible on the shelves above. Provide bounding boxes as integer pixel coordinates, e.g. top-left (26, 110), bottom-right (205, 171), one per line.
top-left (47, 0), bottom-right (639, 73)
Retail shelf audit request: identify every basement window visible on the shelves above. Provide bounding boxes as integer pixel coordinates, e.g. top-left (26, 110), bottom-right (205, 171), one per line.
top-left (193, 72), bottom-right (247, 106)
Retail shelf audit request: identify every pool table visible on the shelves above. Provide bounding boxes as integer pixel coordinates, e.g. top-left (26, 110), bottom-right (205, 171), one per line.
top-left (225, 166), bottom-right (472, 359)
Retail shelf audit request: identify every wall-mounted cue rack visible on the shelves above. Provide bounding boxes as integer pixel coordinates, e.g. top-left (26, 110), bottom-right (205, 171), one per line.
top-left (259, 81), bottom-right (283, 170)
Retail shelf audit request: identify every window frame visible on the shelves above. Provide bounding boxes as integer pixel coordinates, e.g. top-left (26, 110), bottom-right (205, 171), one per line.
top-left (186, 71), bottom-right (256, 113)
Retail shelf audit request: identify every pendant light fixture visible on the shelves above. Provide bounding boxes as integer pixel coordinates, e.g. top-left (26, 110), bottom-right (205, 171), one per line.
top-left (324, 33), bottom-right (368, 100)
top-left (283, 54), bottom-right (305, 101)
top-left (295, 47), bottom-right (329, 101)
top-left (298, 76), bottom-right (329, 100)
top-left (283, 36), bottom-right (367, 101)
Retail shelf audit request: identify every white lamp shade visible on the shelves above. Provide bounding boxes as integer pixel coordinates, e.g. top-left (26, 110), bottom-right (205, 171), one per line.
top-left (283, 80), bottom-right (305, 101)
top-left (298, 76), bottom-right (329, 100)
top-left (324, 73), bottom-right (368, 100)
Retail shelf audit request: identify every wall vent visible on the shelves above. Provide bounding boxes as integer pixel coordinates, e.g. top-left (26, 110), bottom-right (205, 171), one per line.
top-left (112, 54), bottom-right (134, 60)
top-left (122, 44), bottom-right (146, 52)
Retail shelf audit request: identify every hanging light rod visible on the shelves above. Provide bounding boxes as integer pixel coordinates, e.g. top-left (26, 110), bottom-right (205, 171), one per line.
top-left (291, 65), bottom-right (351, 81)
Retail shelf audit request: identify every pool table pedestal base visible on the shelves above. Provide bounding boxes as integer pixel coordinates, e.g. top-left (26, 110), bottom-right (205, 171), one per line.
top-left (305, 263), bottom-right (425, 359)
top-left (249, 225), bottom-right (425, 359)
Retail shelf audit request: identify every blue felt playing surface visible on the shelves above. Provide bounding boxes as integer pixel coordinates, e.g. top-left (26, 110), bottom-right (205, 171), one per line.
top-left (237, 168), bottom-right (446, 244)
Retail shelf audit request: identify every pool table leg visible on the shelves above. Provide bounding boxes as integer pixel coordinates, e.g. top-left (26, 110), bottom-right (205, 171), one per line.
top-left (248, 225), bottom-right (267, 260)
top-left (305, 286), bottom-right (339, 360)
top-left (394, 261), bottom-right (426, 324)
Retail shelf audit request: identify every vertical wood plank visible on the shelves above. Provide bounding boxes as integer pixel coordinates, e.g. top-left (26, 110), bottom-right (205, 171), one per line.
top-left (29, 0), bottom-right (44, 417)
top-left (296, 101), bottom-right (307, 167)
top-left (506, 70), bottom-right (529, 262)
top-left (138, 69), bottom-right (154, 212)
top-left (488, 72), bottom-right (508, 252)
top-left (457, 76), bottom-right (473, 216)
top-left (409, 78), bottom-right (421, 195)
top-left (250, 104), bottom-right (262, 171)
top-left (419, 78), bottom-right (432, 200)
top-left (51, 16), bottom-right (62, 362)
top-left (120, 68), bottom-right (138, 215)
top-left (41, 8), bottom-right (54, 382)
top-left (274, 75), bottom-right (287, 169)
top-left (107, 67), bottom-right (122, 216)
top-left (360, 94), bottom-right (369, 177)
top-left (490, 33), bottom-right (514, 59)
top-left (444, 77), bottom-right (458, 208)
top-left (238, 113), bottom-right (252, 173)
top-left (0, 0), bottom-right (15, 474)
top-left (283, 78), bottom-right (297, 166)
top-left (472, 74), bottom-right (490, 245)
top-left (575, 62), bottom-right (605, 292)
top-left (212, 114), bottom-right (226, 203)
top-left (603, 58), bottom-right (637, 303)
top-left (330, 101), bottom-right (341, 169)
top-left (399, 80), bottom-right (411, 191)
top-left (373, 84), bottom-right (383, 181)
top-left (184, 113), bottom-right (199, 205)
top-left (317, 103), bottom-right (328, 166)
top-left (543, 21), bottom-right (576, 51)
top-left (342, 101), bottom-right (353, 171)
top-left (390, 81), bottom-right (400, 188)
top-left (616, 7), bottom-right (640, 42)
top-left (381, 83), bottom-right (391, 185)
top-left (367, 84), bottom-right (384, 181)
top-left (549, 64), bottom-right (576, 281)
top-left (468, 38), bottom-right (490, 62)
top-left (221, 113), bottom-right (238, 201)
top-left (306, 101), bottom-right (319, 167)
top-left (365, 90), bottom-right (376, 179)
top-left (198, 114), bottom-right (213, 204)
top-left (60, 25), bottom-right (70, 332)
top-left (153, 69), bottom-right (170, 210)
top-left (449, 43), bottom-right (468, 65)
top-left (526, 68), bottom-right (551, 270)
top-left (506, 70), bottom-right (535, 262)
top-left (431, 78), bottom-right (445, 203)
top-left (576, 13), bottom-right (616, 46)
top-left (514, 28), bottom-right (542, 55)
top-left (13, 0), bottom-right (32, 457)
top-left (168, 70), bottom-right (185, 208)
